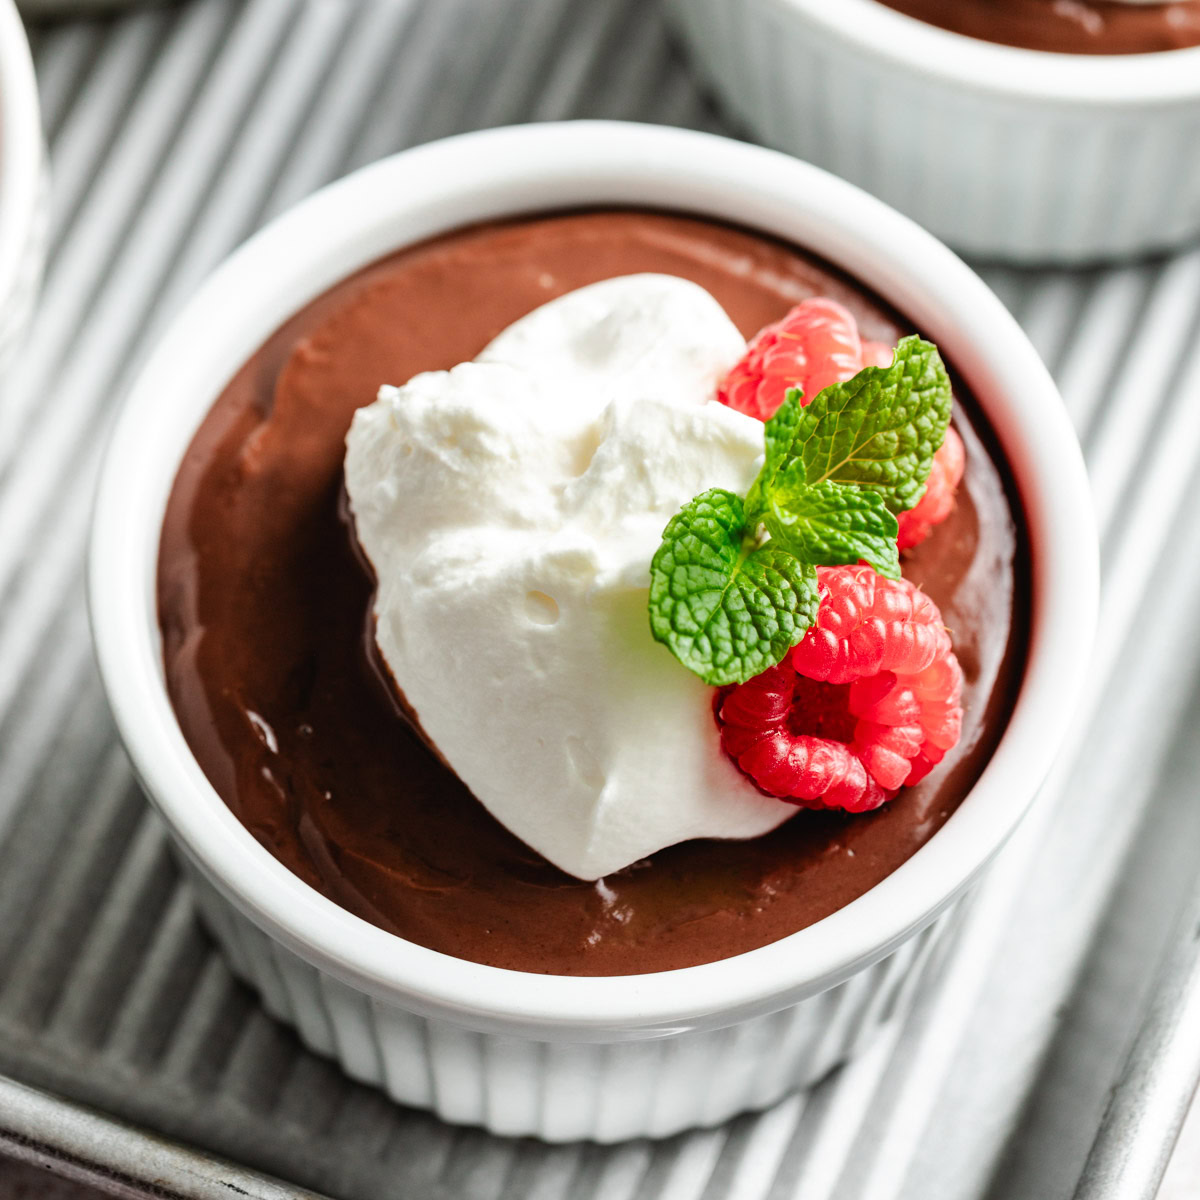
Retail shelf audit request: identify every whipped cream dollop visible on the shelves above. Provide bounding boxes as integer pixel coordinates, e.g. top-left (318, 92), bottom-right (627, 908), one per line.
top-left (345, 274), bottom-right (794, 880)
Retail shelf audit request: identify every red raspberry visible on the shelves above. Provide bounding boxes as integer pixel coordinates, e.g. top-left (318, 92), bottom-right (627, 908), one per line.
top-left (718, 298), bottom-right (863, 422)
top-left (897, 426), bottom-right (966, 551)
top-left (718, 565), bottom-right (963, 812)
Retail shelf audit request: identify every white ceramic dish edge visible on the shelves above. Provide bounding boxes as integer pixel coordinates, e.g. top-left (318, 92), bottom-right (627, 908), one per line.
top-left (89, 122), bottom-right (1097, 1137)
top-left (665, 0), bottom-right (1200, 262)
top-left (0, 0), bottom-right (45, 380)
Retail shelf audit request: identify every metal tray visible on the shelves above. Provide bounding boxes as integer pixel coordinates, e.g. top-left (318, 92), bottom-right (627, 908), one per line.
top-left (3, 1), bottom-right (1200, 1196)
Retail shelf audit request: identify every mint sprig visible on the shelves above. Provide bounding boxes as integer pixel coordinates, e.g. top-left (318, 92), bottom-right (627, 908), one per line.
top-left (649, 336), bottom-right (951, 686)
top-left (765, 335), bottom-right (953, 514)
top-left (647, 489), bottom-right (820, 686)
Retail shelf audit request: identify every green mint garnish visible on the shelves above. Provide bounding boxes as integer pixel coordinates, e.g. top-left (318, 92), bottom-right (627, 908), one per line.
top-left (647, 489), bottom-right (821, 686)
top-left (764, 469), bottom-right (900, 580)
top-left (649, 336), bottom-right (952, 686)
top-left (764, 335), bottom-right (953, 515)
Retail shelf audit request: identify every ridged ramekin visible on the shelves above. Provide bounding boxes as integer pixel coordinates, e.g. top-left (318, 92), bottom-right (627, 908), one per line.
top-left (666, 0), bottom-right (1200, 264)
top-left (89, 122), bottom-right (1097, 1142)
top-left (0, 0), bottom-right (44, 381)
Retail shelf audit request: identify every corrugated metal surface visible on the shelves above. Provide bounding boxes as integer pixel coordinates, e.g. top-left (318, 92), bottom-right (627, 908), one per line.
top-left (0, 1075), bottom-right (328, 1199)
top-left (4, 1), bottom-right (1200, 1197)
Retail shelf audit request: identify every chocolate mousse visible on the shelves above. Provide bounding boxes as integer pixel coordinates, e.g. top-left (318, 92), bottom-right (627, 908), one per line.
top-left (875, 0), bottom-right (1200, 54)
top-left (157, 211), bottom-right (1029, 976)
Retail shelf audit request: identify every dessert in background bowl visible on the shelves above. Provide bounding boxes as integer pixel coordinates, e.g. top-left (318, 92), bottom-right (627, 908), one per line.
top-left (0, 0), bottom-right (44, 382)
top-left (876, 0), bottom-right (1200, 54)
top-left (90, 122), bottom-right (1097, 1141)
top-left (665, 0), bottom-right (1200, 263)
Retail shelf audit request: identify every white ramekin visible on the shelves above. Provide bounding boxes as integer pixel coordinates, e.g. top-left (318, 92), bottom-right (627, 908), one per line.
top-left (0, 0), bottom-right (44, 381)
top-left (89, 122), bottom-right (1097, 1142)
top-left (666, 0), bottom-right (1200, 264)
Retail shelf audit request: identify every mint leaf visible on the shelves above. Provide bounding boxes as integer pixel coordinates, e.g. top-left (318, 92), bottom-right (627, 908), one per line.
top-left (745, 387), bottom-right (805, 521)
top-left (648, 488), bottom-right (820, 686)
top-left (764, 470), bottom-right (900, 580)
top-left (768, 337), bottom-right (952, 514)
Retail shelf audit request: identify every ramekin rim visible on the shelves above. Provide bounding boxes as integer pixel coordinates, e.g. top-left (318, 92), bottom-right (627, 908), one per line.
top-left (88, 121), bottom-right (1098, 1034)
top-left (765, 0), bottom-right (1200, 103)
top-left (0, 0), bottom-right (42, 313)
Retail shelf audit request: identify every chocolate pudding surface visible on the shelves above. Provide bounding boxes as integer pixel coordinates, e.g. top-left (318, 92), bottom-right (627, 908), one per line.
top-left (158, 211), bottom-right (1029, 976)
top-left (875, 0), bottom-right (1200, 53)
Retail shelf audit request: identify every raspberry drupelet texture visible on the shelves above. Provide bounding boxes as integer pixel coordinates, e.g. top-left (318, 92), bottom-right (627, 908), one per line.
top-left (718, 304), bottom-right (963, 548)
top-left (718, 298), bottom-right (862, 422)
top-left (718, 565), bottom-right (963, 812)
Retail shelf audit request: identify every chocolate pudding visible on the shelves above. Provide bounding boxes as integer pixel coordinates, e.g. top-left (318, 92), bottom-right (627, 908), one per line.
top-left (875, 0), bottom-right (1200, 54)
top-left (158, 211), bottom-right (1029, 976)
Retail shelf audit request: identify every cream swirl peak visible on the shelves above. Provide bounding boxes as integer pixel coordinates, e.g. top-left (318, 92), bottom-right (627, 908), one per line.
top-left (344, 274), bottom-right (794, 880)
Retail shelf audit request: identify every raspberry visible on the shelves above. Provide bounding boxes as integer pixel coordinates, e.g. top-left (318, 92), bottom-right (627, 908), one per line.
top-left (791, 564), bottom-right (948, 686)
top-left (717, 565), bottom-right (963, 812)
top-left (718, 298), bottom-right (863, 422)
top-left (897, 426), bottom-right (966, 551)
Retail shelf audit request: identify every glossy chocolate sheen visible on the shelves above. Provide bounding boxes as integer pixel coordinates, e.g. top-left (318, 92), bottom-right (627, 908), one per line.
top-left (158, 212), bottom-right (1029, 976)
top-left (876, 0), bottom-right (1200, 53)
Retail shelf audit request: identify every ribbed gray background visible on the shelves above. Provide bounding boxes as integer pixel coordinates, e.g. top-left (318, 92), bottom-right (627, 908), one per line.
top-left (4, 1), bottom-right (1200, 1197)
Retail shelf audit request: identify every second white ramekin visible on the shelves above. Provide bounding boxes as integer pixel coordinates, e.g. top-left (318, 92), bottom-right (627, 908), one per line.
top-left (0, 0), bottom-right (45, 382)
top-left (89, 122), bottom-right (1097, 1141)
top-left (666, 0), bottom-right (1200, 264)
